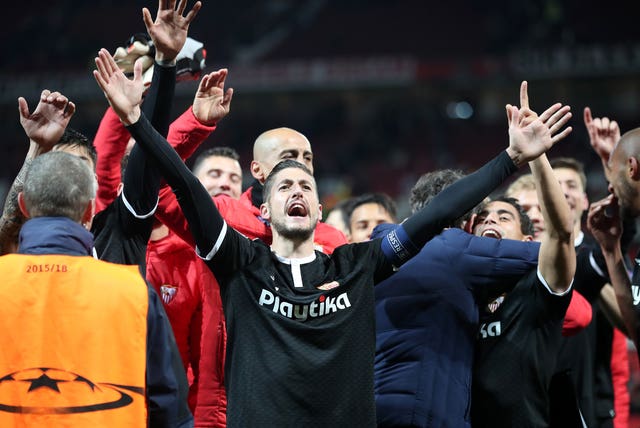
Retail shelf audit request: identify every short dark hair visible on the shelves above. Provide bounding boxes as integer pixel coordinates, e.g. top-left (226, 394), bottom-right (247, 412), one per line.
top-left (192, 146), bottom-right (240, 174)
top-left (478, 196), bottom-right (534, 236)
top-left (346, 193), bottom-right (397, 224)
top-left (263, 159), bottom-right (315, 202)
top-left (549, 157), bottom-right (587, 190)
top-left (55, 128), bottom-right (98, 170)
top-left (410, 169), bottom-right (468, 228)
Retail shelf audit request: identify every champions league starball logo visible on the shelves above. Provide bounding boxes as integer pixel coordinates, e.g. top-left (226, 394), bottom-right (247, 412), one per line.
top-left (0, 368), bottom-right (144, 414)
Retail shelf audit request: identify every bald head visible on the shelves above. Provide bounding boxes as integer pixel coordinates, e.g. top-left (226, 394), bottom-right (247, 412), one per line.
top-left (250, 127), bottom-right (313, 183)
top-left (609, 127), bottom-right (640, 218)
top-left (612, 128), bottom-right (640, 163)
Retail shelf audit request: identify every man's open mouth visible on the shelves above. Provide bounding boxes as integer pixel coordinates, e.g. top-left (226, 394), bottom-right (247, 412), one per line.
top-left (287, 202), bottom-right (308, 217)
top-left (481, 229), bottom-right (501, 239)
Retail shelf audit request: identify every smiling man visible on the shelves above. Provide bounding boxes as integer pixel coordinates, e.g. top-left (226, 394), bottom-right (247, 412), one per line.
top-left (471, 157), bottom-right (576, 427)
top-left (191, 146), bottom-right (242, 199)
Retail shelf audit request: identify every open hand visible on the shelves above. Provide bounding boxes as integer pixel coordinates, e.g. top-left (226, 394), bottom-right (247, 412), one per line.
top-left (192, 68), bottom-right (234, 125)
top-left (142, 0), bottom-right (202, 62)
top-left (93, 48), bottom-right (144, 125)
top-left (506, 81), bottom-right (572, 166)
top-left (18, 90), bottom-right (76, 150)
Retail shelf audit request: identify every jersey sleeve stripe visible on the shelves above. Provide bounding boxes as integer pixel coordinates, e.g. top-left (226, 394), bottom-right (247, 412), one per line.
top-left (537, 268), bottom-right (573, 296)
top-left (196, 221), bottom-right (228, 261)
top-left (121, 190), bottom-right (158, 219)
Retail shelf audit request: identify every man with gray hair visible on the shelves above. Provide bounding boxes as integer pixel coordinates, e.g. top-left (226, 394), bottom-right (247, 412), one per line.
top-left (0, 151), bottom-right (191, 427)
top-left (20, 151), bottom-right (97, 226)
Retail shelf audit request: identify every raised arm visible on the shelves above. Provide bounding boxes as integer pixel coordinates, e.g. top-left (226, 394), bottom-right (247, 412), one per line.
top-left (155, 68), bottom-right (233, 245)
top-left (530, 153), bottom-right (575, 292)
top-left (94, 49), bottom-right (227, 257)
top-left (514, 82), bottom-right (576, 293)
top-left (0, 90), bottom-right (75, 254)
top-left (122, 0), bottom-right (201, 217)
top-left (93, 107), bottom-right (130, 211)
top-left (384, 82), bottom-right (572, 266)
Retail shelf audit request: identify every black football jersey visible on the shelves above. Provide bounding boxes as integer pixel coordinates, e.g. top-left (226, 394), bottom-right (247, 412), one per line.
top-left (472, 269), bottom-right (572, 428)
top-left (209, 227), bottom-right (393, 427)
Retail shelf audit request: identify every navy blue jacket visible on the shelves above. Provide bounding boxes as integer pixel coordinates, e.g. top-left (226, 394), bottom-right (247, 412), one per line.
top-left (374, 227), bottom-right (539, 428)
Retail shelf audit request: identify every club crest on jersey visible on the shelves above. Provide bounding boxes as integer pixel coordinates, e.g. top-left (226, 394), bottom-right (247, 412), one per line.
top-left (258, 289), bottom-right (351, 321)
top-left (487, 295), bottom-right (505, 313)
top-left (160, 285), bottom-right (178, 304)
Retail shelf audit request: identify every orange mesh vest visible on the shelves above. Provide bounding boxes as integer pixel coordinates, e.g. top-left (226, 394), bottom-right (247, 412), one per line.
top-left (0, 254), bottom-right (148, 427)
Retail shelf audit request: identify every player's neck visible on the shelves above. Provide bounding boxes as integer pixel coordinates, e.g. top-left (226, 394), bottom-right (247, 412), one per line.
top-left (270, 235), bottom-right (315, 259)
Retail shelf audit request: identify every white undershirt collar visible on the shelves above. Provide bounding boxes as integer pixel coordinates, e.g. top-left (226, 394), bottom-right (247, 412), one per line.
top-left (273, 252), bottom-right (317, 288)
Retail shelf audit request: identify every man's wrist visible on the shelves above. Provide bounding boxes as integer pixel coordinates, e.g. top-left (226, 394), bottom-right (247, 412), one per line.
top-left (191, 105), bottom-right (216, 127)
top-left (505, 147), bottom-right (523, 167)
top-left (601, 243), bottom-right (622, 259)
top-left (155, 55), bottom-right (177, 67)
top-left (120, 108), bottom-right (142, 126)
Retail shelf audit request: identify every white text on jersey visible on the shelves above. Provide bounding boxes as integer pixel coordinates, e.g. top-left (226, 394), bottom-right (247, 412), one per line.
top-left (258, 289), bottom-right (352, 321)
top-left (479, 321), bottom-right (502, 338)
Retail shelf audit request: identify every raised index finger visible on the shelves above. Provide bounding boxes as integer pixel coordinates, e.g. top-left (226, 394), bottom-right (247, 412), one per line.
top-left (519, 81), bottom-right (529, 110)
top-left (583, 107), bottom-right (593, 126)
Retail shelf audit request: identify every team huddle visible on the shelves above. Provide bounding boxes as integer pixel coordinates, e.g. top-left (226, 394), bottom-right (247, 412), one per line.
top-left (1, 1), bottom-right (640, 427)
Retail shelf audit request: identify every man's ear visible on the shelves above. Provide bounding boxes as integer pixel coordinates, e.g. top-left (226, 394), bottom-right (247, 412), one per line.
top-left (317, 204), bottom-right (323, 223)
top-left (464, 213), bottom-right (477, 234)
top-left (116, 182), bottom-right (124, 196)
top-left (251, 160), bottom-right (264, 182)
top-left (81, 199), bottom-right (96, 230)
top-left (629, 157), bottom-right (640, 181)
top-left (260, 202), bottom-right (270, 221)
top-left (18, 192), bottom-right (30, 219)
top-left (523, 234), bottom-right (534, 242)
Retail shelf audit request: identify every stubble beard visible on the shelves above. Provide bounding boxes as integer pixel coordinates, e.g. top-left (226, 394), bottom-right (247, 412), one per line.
top-left (271, 218), bottom-right (316, 241)
top-left (617, 174), bottom-right (640, 219)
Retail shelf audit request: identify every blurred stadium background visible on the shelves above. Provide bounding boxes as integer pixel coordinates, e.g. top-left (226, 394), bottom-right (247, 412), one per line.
top-left (2, 0), bottom-right (640, 419)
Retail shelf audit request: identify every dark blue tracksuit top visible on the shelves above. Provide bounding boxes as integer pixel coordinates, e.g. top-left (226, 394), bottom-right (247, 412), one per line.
top-left (374, 227), bottom-right (539, 428)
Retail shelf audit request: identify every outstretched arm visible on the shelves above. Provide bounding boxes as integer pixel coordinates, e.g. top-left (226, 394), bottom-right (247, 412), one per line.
top-left (516, 81), bottom-right (576, 293)
top-left (93, 107), bottom-right (130, 211)
top-left (530, 153), bottom-right (575, 292)
top-left (587, 195), bottom-right (638, 346)
top-left (94, 49), bottom-right (227, 258)
top-left (0, 90), bottom-right (75, 254)
top-left (155, 68), bottom-right (233, 245)
top-left (122, 0), bottom-right (201, 218)
top-left (384, 82), bottom-right (572, 266)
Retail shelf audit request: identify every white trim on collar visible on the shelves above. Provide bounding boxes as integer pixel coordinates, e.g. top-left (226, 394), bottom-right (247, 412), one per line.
top-left (273, 252), bottom-right (317, 265)
top-left (274, 252), bottom-right (317, 288)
